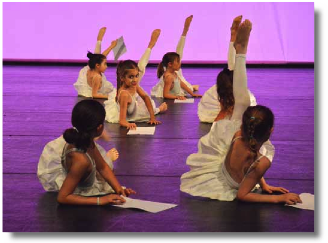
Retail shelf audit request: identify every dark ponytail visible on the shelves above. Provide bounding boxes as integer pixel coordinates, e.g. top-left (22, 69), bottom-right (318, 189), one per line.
top-left (157, 52), bottom-right (180, 78)
top-left (87, 51), bottom-right (106, 70)
top-left (216, 67), bottom-right (235, 115)
top-left (63, 99), bottom-right (106, 152)
top-left (242, 105), bottom-right (274, 153)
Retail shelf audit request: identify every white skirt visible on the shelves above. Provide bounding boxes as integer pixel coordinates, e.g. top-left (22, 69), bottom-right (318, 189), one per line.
top-left (180, 119), bottom-right (275, 201)
top-left (73, 66), bottom-right (116, 98)
top-left (198, 84), bottom-right (257, 123)
top-left (104, 89), bottom-right (160, 123)
top-left (37, 136), bottom-right (115, 196)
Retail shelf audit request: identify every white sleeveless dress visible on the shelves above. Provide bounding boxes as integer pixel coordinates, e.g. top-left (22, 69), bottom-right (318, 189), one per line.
top-left (180, 119), bottom-right (275, 201)
top-left (73, 66), bottom-right (116, 98)
top-left (37, 136), bottom-right (115, 196)
top-left (104, 88), bottom-right (160, 123)
top-left (151, 71), bottom-right (189, 98)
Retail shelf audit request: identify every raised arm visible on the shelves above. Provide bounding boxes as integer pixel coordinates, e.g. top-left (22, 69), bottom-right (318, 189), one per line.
top-left (231, 20), bottom-right (252, 121)
top-left (102, 39), bottom-right (118, 57)
top-left (138, 29), bottom-right (161, 82)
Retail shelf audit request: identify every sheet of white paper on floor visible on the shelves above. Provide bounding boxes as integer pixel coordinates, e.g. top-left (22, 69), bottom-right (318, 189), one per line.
top-left (174, 99), bottom-right (194, 103)
top-left (127, 127), bottom-right (155, 135)
top-left (286, 193), bottom-right (314, 210)
top-left (112, 36), bottom-right (127, 60)
top-left (113, 197), bottom-right (177, 213)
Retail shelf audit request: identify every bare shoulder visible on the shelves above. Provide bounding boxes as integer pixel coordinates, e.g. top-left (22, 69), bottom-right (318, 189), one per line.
top-left (66, 151), bottom-right (90, 172)
top-left (118, 89), bottom-right (131, 103)
top-left (163, 73), bottom-right (175, 84)
top-left (255, 156), bottom-right (271, 174)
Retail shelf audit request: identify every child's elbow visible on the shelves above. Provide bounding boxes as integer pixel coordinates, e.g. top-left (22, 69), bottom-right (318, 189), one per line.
top-left (57, 195), bottom-right (66, 205)
top-left (236, 192), bottom-right (247, 202)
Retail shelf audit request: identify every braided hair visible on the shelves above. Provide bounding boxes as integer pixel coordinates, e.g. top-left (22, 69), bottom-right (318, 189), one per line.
top-left (242, 105), bottom-right (274, 152)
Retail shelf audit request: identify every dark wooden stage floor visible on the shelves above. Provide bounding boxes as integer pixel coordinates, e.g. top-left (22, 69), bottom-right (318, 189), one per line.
top-left (2, 65), bottom-right (314, 232)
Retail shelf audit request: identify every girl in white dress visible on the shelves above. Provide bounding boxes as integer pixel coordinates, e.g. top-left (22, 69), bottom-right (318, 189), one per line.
top-left (73, 27), bottom-right (117, 99)
top-left (198, 16), bottom-right (257, 123)
top-left (151, 15), bottom-right (202, 100)
top-left (104, 29), bottom-right (168, 129)
top-left (180, 20), bottom-right (302, 205)
top-left (38, 100), bottom-right (135, 205)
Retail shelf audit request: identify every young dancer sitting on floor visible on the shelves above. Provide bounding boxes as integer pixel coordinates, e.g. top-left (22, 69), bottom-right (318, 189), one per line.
top-left (38, 100), bottom-right (135, 205)
top-left (74, 27), bottom-right (118, 99)
top-left (151, 15), bottom-right (202, 100)
top-left (104, 29), bottom-right (167, 129)
top-left (198, 15), bottom-right (257, 123)
top-left (180, 19), bottom-right (302, 205)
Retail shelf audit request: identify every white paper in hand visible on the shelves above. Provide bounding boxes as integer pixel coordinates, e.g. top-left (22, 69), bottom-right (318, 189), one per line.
top-left (174, 98), bottom-right (194, 103)
top-left (127, 127), bottom-right (155, 135)
top-left (113, 197), bottom-right (177, 213)
top-left (286, 193), bottom-right (315, 211)
top-left (112, 36), bottom-right (127, 60)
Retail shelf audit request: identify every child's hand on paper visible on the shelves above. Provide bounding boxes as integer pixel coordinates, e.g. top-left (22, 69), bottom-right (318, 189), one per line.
top-left (281, 193), bottom-right (302, 205)
top-left (102, 194), bottom-right (126, 205)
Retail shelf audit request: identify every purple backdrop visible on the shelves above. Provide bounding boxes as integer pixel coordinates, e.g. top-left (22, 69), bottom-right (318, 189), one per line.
top-left (3, 2), bottom-right (314, 63)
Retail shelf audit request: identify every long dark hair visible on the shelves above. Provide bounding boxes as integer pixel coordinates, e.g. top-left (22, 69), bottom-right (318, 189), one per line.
top-left (242, 105), bottom-right (274, 152)
top-left (116, 60), bottom-right (139, 98)
top-left (63, 99), bottom-right (106, 152)
top-left (216, 67), bottom-right (234, 115)
top-left (87, 51), bottom-right (106, 70)
top-left (157, 52), bottom-right (180, 78)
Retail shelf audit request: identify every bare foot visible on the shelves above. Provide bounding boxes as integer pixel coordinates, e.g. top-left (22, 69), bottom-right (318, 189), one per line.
top-left (107, 148), bottom-right (119, 162)
top-left (182, 15), bottom-right (193, 36)
top-left (234, 19), bottom-right (252, 54)
top-left (97, 27), bottom-right (107, 41)
top-left (192, 85), bottom-right (199, 91)
top-left (230, 15), bottom-right (242, 42)
top-left (148, 29), bottom-right (161, 49)
top-left (159, 102), bottom-right (168, 113)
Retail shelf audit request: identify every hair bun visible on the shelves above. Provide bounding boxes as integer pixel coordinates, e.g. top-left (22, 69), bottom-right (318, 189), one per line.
top-left (87, 51), bottom-right (94, 59)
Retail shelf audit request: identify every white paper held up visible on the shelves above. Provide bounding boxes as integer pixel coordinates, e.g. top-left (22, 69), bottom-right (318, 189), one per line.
top-left (112, 36), bottom-right (127, 60)
top-left (286, 193), bottom-right (315, 211)
top-left (113, 197), bottom-right (177, 213)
